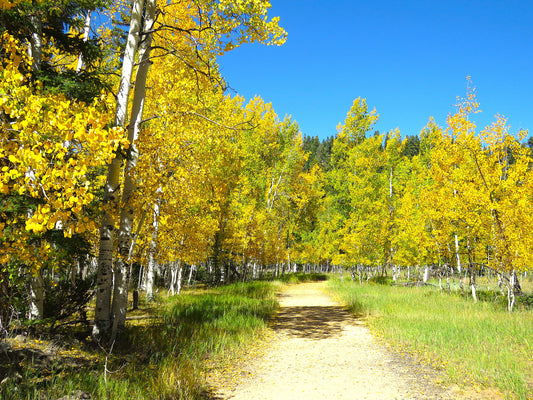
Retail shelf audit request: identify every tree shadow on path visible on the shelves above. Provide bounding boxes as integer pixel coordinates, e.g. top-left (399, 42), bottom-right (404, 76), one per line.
top-left (271, 305), bottom-right (355, 340)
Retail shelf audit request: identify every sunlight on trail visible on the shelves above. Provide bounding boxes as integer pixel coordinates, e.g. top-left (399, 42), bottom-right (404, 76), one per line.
top-left (213, 282), bottom-right (458, 400)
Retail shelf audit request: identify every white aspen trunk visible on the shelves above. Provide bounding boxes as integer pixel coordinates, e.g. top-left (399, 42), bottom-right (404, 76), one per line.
top-left (454, 234), bottom-right (462, 274)
top-left (145, 194), bottom-right (161, 301)
top-left (423, 265), bottom-right (429, 283)
top-left (26, 5), bottom-right (44, 321)
top-left (28, 273), bottom-right (44, 320)
top-left (28, 11), bottom-right (42, 71)
top-left (24, 167), bottom-right (45, 320)
top-left (176, 262), bottom-right (183, 295)
top-left (93, 0), bottom-right (145, 339)
top-left (507, 271), bottom-right (516, 312)
top-left (286, 245), bottom-right (291, 276)
top-left (470, 270), bottom-right (477, 302)
top-left (220, 264), bottom-right (225, 283)
top-left (187, 264), bottom-right (196, 286)
top-left (168, 262), bottom-right (177, 296)
top-left (76, 11), bottom-right (91, 72)
top-left (137, 264), bottom-right (144, 290)
top-left (110, 0), bottom-right (156, 341)
top-left (94, 0), bottom-right (145, 338)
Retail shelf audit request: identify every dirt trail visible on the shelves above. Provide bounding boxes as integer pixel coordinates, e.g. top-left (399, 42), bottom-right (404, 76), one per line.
top-left (212, 281), bottom-right (474, 400)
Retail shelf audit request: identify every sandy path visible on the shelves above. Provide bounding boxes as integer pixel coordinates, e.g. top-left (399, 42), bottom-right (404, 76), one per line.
top-left (212, 281), bottom-right (462, 400)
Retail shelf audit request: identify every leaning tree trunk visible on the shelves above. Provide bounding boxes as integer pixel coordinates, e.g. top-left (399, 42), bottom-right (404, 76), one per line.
top-left (93, 0), bottom-right (145, 339)
top-left (110, 0), bottom-right (156, 342)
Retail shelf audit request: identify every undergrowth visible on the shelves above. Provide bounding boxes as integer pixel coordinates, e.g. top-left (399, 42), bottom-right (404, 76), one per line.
top-left (1, 279), bottom-right (283, 399)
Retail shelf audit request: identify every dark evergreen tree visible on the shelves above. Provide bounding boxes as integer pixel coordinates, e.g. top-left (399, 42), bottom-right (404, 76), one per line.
top-left (401, 135), bottom-right (421, 158)
top-left (302, 135), bottom-right (334, 172)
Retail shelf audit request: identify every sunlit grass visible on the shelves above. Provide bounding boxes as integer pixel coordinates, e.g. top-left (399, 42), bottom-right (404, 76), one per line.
top-left (1, 279), bottom-right (282, 399)
top-left (328, 278), bottom-right (533, 399)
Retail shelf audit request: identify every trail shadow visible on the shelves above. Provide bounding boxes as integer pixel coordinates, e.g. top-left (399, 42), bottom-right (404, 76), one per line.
top-left (272, 305), bottom-right (355, 339)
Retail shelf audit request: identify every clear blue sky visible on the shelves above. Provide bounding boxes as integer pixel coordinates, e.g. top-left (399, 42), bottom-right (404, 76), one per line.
top-left (218, 0), bottom-right (533, 140)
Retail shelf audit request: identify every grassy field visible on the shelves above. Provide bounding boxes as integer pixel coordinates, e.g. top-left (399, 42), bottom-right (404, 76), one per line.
top-left (328, 277), bottom-right (533, 400)
top-left (1, 279), bottom-right (286, 399)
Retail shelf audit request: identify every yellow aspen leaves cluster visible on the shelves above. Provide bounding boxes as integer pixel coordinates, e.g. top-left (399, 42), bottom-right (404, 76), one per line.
top-left (0, 33), bottom-right (128, 267)
top-left (0, 0), bottom-right (24, 9)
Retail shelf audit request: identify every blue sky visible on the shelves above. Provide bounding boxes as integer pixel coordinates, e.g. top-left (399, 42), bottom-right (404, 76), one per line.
top-left (218, 0), bottom-right (533, 140)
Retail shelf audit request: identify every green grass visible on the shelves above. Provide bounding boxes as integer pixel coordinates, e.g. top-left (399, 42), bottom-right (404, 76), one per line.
top-left (1, 279), bottom-right (281, 400)
top-left (328, 278), bottom-right (533, 399)
top-left (269, 272), bottom-right (328, 284)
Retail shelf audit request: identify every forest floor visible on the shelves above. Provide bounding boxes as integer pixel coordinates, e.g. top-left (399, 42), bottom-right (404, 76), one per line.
top-left (208, 281), bottom-right (503, 400)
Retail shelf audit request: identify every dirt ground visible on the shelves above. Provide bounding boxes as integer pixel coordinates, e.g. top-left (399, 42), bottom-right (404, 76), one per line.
top-left (210, 281), bottom-right (502, 400)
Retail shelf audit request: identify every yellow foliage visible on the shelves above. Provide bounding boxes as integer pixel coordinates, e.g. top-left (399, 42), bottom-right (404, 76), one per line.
top-left (0, 33), bottom-right (128, 268)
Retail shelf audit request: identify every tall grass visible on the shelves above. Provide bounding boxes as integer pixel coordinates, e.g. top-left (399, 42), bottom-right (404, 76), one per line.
top-left (328, 278), bottom-right (533, 399)
top-left (2, 280), bottom-right (280, 399)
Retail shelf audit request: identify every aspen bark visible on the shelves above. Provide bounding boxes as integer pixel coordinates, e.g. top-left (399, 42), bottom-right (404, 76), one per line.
top-left (470, 268), bottom-right (477, 302)
top-left (168, 261), bottom-right (182, 296)
top-left (454, 234), bottom-right (462, 274)
top-left (26, 5), bottom-right (44, 321)
top-left (145, 194), bottom-right (161, 301)
top-left (28, 9), bottom-right (42, 72)
top-left (187, 264), bottom-right (196, 286)
top-left (176, 262), bottom-right (183, 295)
top-left (507, 272), bottom-right (516, 312)
top-left (93, 0), bottom-right (145, 338)
top-left (76, 11), bottom-right (91, 72)
top-left (28, 273), bottom-right (44, 320)
top-left (110, 0), bottom-right (156, 340)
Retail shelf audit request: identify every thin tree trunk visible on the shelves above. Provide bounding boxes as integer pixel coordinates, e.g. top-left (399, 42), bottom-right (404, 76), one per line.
top-left (168, 262), bottom-right (177, 296)
top-left (187, 264), bottom-right (196, 286)
top-left (26, 3), bottom-right (43, 321)
top-left (28, 7), bottom-right (42, 72)
top-left (454, 234), bottom-right (462, 274)
top-left (507, 271), bottom-right (516, 312)
top-left (176, 262), bottom-right (183, 295)
top-left (145, 195), bottom-right (161, 301)
top-left (470, 268), bottom-right (477, 302)
top-left (28, 273), bottom-right (44, 320)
